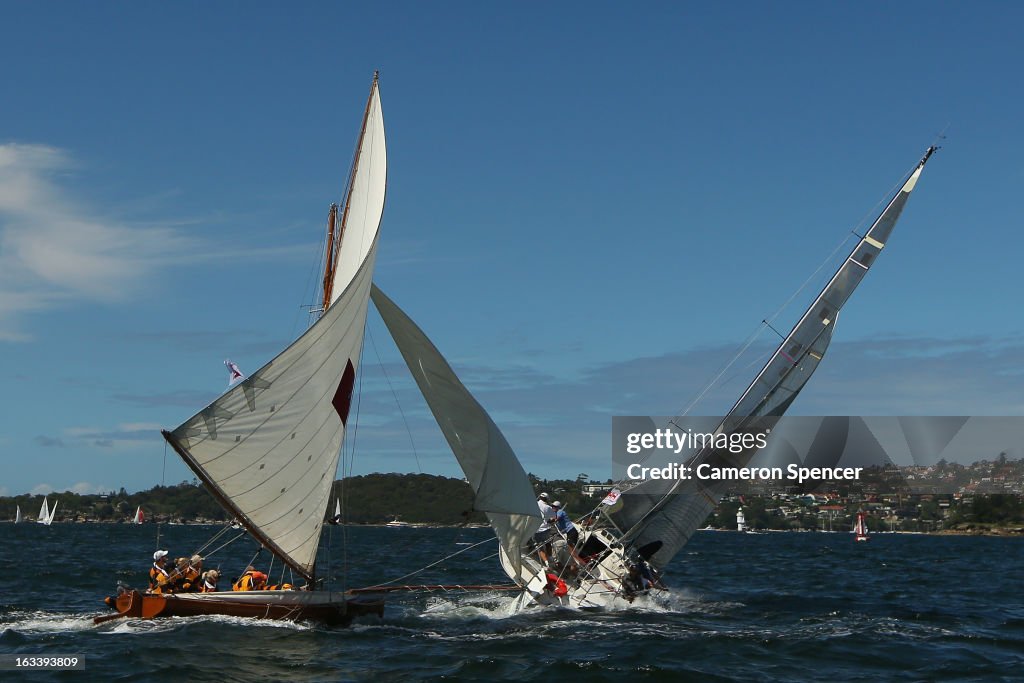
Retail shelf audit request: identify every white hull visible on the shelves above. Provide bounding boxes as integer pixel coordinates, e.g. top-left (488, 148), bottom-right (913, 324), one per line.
top-left (498, 528), bottom-right (660, 610)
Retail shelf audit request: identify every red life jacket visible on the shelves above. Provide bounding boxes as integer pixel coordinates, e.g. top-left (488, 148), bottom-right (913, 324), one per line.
top-left (545, 572), bottom-right (568, 597)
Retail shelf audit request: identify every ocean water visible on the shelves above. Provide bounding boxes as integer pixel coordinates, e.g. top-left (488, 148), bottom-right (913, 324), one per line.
top-left (0, 523), bottom-right (1022, 682)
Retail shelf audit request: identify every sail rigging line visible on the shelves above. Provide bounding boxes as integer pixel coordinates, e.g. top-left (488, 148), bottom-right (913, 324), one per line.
top-left (673, 237), bottom-right (855, 420)
top-left (246, 547), bottom-right (263, 570)
top-left (367, 326), bottom-right (423, 473)
top-left (202, 530), bottom-right (249, 561)
top-left (190, 522), bottom-right (236, 558)
top-left (358, 536), bottom-right (498, 591)
top-left (670, 156), bottom-right (922, 423)
top-left (156, 440), bottom-right (169, 550)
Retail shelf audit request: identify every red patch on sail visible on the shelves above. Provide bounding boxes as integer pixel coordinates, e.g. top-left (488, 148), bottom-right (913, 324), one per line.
top-left (332, 360), bottom-right (356, 426)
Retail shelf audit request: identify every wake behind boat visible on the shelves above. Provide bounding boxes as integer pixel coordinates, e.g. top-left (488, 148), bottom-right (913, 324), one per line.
top-left (97, 72), bottom-right (388, 626)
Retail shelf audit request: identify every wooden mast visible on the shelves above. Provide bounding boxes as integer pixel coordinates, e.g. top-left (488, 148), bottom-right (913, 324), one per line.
top-left (322, 70), bottom-right (379, 314)
top-left (321, 203), bottom-right (339, 312)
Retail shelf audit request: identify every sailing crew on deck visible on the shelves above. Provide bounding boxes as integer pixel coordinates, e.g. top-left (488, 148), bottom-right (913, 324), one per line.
top-left (149, 550), bottom-right (171, 592)
top-left (200, 569), bottom-right (220, 592)
top-left (233, 566), bottom-right (268, 591)
top-left (533, 493), bottom-right (556, 566)
top-left (550, 501), bottom-right (580, 549)
top-left (179, 555), bottom-right (203, 592)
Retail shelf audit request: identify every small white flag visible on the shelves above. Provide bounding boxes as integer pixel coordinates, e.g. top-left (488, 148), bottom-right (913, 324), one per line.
top-left (601, 488), bottom-right (621, 506)
top-left (225, 359), bottom-right (245, 386)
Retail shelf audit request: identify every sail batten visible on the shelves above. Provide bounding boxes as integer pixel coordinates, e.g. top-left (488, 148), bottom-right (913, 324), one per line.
top-left (617, 147), bottom-right (937, 568)
top-left (162, 76), bottom-right (386, 582)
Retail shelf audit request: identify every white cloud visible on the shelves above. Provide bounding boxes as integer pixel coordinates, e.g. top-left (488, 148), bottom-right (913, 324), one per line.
top-left (0, 143), bottom-right (309, 341)
top-left (63, 423), bottom-right (158, 451)
top-left (70, 481), bottom-right (108, 495)
top-left (117, 422), bottom-right (165, 432)
top-left (29, 481), bottom-right (108, 495)
top-left (0, 143), bottom-right (203, 339)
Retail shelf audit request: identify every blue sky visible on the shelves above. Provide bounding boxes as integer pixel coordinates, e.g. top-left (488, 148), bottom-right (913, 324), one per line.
top-left (1, 3), bottom-right (1021, 497)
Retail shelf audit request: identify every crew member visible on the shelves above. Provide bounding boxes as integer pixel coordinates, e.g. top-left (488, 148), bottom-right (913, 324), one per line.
top-left (533, 493), bottom-right (556, 566)
top-left (149, 550), bottom-right (171, 593)
top-left (233, 566), bottom-right (268, 591)
top-left (180, 555), bottom-right (203, 591)
top-left (200, 569), bottom-right (220, 592)
top-left (551, 501), bottom-right (583, 566)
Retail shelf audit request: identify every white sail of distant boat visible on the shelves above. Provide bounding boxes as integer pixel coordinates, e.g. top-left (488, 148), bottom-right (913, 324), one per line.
top-left (36, 496), bottom-right (53, 525)
top-left (14, 505), bottom-right (21, 524)
top-left (375, 146), bottom-right (937, 609)
top-left (326, 499), bottom-right (342, 525)
top-left (133, 506), bottom-right (145, 524)
top-left (99, 73), bottom-right (388, 626)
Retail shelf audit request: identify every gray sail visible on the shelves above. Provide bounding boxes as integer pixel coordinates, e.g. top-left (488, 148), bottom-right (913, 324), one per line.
top-left (617, 147), bottom-right (937, 569)
top-left (370, 285), bottom-right (541, 577)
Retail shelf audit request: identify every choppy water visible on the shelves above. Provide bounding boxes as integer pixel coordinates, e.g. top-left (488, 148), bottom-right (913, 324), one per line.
top-left (1, 524), bottom-right (1022, 681)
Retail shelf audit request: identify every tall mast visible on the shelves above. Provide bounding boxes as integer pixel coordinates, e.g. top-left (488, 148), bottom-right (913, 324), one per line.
top-left (321, 203), bottom-right (339, 312)
top-left (323, 71), bottom-right (379, 313)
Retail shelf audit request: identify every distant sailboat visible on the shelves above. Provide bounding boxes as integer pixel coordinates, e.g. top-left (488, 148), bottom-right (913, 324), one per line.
top-left (36, 496), bottom-right (56, 525)
top-left (385, 516), bottom-right (410, 528)
top-left (854, 511), bottom-right (869, 542)
top-left (133, 506), bottom-right (145, 525)
top-left (327, 499), bottom-right (342, 525)
top-left (14, 505), bottom-right (21, 524)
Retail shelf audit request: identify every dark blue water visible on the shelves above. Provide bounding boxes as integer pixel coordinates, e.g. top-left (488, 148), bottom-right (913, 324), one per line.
top-left (1, 524), bottom-right (1022, 681)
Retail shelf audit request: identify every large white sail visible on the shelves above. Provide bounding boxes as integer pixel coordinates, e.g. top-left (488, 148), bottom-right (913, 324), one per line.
top-left (15, 505), bottom-right (21, 523)
top-left (37, 497), bottom-right (49, 525)
top-left (617, 147), bottom-right (938, 569)
top-left (371, 285), bottom-right (541, 577)
top-left (162, 76), bottom-right (387, 582)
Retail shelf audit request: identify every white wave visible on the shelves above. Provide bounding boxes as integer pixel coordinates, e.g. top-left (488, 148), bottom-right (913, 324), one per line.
top-left (0, 610), bottom-right (96, 634)
top-left (97, 613), bottom-right (312, 634)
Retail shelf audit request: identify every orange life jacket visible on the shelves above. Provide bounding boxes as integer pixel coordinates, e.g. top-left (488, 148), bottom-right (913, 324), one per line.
top-left (149, 563), bottom-right (170, 591)
top-left (233, 570), bottom-right (267, 591)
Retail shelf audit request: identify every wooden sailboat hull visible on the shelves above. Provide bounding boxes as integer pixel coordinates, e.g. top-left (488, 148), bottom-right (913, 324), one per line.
top-left (96, 590), bottom-right (383, 626)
